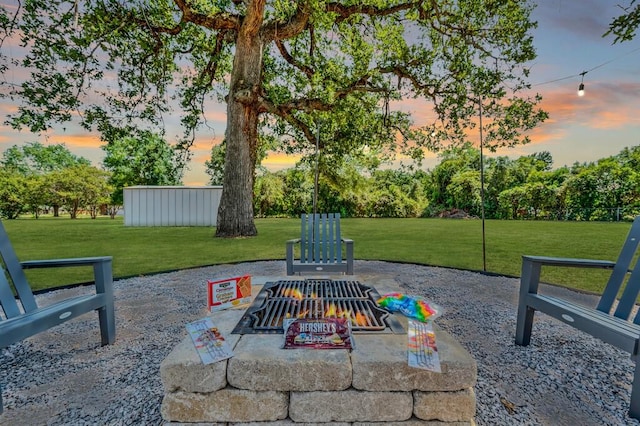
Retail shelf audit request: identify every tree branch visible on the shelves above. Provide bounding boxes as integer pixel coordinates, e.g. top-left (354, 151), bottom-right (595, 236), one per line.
top-left (0, 0), bottom-right (22, 51)
top-left (326, 1), bottom-right (423, 22)
top-left (377, 63), bottom-right (438, 97)
top-left (131, 0), bottom-right (241, 34)
top-left (275, 39), bottom-right (314, 78)
top-left (259, 83), bottom-right (387, 120)
top-left (201, 31), bottom-right (229, 85)
top-left (262, 2), bottom-right (311, 41)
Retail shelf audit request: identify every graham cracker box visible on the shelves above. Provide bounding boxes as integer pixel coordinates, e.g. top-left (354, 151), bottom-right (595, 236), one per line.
top-left (207, 275), bottom-right (252, 312)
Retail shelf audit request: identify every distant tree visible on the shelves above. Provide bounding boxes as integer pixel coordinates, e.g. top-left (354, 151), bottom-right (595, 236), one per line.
top-left (370, 185), bottom-right (419, 218)
top-left (0, 142), bottom-right (90, 174)
top-left (484, 156), bottom-right (514, 218)
top-left (281, 167), bottom-right (314, 216)
top-left (497, 186), bottom-right (529, 219)
top-left (0, 169), bottom-right (28, 219)
top-left (528, 151), bottom-right (553, 171)
top-left (500, 153), bottom-right (544, 189)
top-left (254, 172), bottom-right (286, 218)
top-left (618, 145), bottom-right (640, 170)
top-left (102, 131), bottom-right (181, 205)
top-left (427, 144), bottom-right (480, 209)
top-left (49, 165), bottom-right (112, 219)
top-left (0, 142), bottom-right (92, 216)
top-left (523, 181), bottom-right (555, 219)
top-left (205, 142), bottom-right (226, 186)
top-left (371, 169), bottom-right (427, 216)
top-left (22, 174), bottom-right (49, 218)
top-left (448, 170), bottom-right (481, 215)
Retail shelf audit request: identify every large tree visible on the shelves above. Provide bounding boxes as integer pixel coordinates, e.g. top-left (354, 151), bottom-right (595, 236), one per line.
top-left (2, 0), bottom-right (546, 237)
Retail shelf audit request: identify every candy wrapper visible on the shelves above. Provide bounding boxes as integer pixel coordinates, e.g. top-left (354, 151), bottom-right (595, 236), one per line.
top-left (407, 319), bottom-right (441, 372)
top-left (282, 318), bottom-right (354, 349)
top-left (376, 292), bottom-right (442, 322)
top-left (186, 317), bottom-right (234, 365)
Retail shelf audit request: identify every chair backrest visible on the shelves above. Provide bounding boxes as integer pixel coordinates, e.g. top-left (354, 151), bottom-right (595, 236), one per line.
top-left (595, 216), bottom-right (640, 323)
top-left (0, 221), bottom-right (37, 318)
top-left (299, 213), bottom-right (343, 264)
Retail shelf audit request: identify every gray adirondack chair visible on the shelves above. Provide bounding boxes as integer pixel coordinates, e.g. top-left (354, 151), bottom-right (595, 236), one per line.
top-left (0, 220), bottom-right (115, 413)
top-left (515, 215), bottom-right (640, 420)
top-left (286, 213), bottom-right (354, 275)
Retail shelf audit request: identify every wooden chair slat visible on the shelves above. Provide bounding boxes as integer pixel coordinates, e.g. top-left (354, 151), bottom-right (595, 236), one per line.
top-left (598, 218), bottom-right (640, 314)
top-left (0, 223), bottom-right (37, 313)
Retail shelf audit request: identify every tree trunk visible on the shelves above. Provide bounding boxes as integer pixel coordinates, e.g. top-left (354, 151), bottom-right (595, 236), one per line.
top-left (70, 200), bottom-right (78, 219)
top-left (215, 11), bottom-right (264, 238)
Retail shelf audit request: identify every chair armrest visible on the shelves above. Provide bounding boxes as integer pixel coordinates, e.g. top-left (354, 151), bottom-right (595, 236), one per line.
top-left (341, 238), bottom-right (354, 244)
top-left (286, 239), bottom-right (301, 275)
top-left (21, 256), bottom-right (113, 295)
top-left (522, 255), bottom-right (616, 269)
top-left (20, 256), bottom-right (113, 269)
top-left (520, 255), bottom-right (616, 300)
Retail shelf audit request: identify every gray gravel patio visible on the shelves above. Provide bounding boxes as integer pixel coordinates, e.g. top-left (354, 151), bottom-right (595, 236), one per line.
top-left (0, 260), bottom-right (638, 425)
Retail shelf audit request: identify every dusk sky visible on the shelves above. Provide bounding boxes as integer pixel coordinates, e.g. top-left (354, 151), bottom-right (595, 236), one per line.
top-left (0, 0), bottom-right (639, 185)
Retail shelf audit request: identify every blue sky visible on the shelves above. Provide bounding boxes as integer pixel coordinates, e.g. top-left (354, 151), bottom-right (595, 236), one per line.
top-left (0, 1), bottom-right (639, 184)
top-left (517, 0), bottom-right (640, 166)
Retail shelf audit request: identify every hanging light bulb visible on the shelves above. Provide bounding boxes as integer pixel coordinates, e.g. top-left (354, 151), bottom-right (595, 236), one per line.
top-left (577, 71), bottom-right (587, 97)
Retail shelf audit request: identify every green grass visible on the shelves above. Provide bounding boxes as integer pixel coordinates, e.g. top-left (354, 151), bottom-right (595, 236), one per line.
top-left (1, 216), bottom-right (633, 293)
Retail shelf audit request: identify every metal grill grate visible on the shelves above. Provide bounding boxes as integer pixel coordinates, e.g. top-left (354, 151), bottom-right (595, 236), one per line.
top-left (232, 279), bottom-right (404, 334)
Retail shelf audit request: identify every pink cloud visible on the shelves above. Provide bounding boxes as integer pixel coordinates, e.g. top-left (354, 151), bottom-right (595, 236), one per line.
top-left (45, 132), bottom-right (102, 148)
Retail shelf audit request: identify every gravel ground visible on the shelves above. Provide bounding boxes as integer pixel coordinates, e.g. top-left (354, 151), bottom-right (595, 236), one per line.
top-left (1, 260), bottom-right (639, 426)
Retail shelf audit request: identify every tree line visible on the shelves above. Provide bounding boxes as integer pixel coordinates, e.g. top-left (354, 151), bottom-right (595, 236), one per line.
top-left (2, 139), bottom-right (639, 222)
top-left (0, 134), bottom-right (180, 219)
top-left (229, 143), bottom-right (640, 222)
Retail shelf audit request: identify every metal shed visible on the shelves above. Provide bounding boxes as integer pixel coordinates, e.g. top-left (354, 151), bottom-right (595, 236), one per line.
top-left (123, 186), bottom-right (223, 226)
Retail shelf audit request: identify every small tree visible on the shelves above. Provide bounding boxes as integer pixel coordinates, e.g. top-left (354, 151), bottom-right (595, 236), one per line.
top-left (22, 174), bottom-right (48, 218)
top-left (49, 165), bottom-right (112, 219)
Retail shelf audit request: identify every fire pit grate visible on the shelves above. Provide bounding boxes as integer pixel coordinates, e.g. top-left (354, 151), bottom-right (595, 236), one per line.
top-left (232, 279), bottom-right (404, 334)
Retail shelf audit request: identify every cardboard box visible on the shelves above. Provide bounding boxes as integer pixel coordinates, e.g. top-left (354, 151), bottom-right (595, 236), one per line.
top-left (207, 275), bottom-right (252, 312)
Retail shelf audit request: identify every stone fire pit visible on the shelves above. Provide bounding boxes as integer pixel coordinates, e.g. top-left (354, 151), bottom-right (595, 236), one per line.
top-left (160, 276), bottom-right (477, 424)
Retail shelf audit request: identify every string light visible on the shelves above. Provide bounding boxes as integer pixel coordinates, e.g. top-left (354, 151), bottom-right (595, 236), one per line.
top-left (532, 46), bottom-right (640, 92)
top-left (578, 71), bottom-right (586, 97)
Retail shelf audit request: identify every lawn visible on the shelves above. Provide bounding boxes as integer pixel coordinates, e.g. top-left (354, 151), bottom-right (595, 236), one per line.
top-left (0, 216), bottom-right (633, 293)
